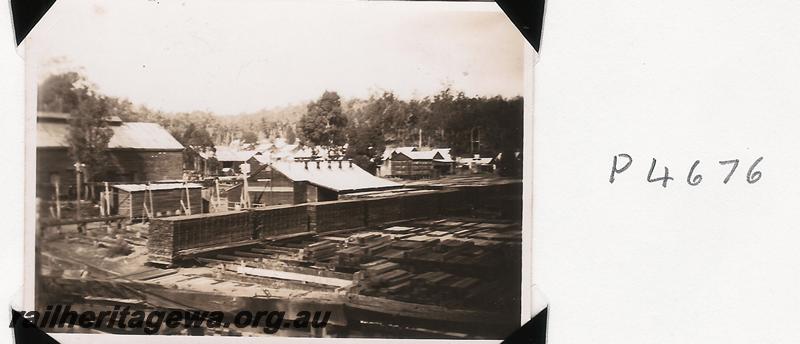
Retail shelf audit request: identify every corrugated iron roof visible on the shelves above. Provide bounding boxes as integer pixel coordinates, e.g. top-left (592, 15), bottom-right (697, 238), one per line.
top-left (214, 148), bottom-right (260, 162)
top-left (112, 183), bottom-right (202, 192)
top-left (37, 120), bottom-right (184, 150)
top-left (459, 157), bottom-right (495, 165)
top-left (38, 111), bottom-right (123, 123)
top-left (395, 150), bottom-right (444, 160)
top-left (432, 148), bottom-right (454, 162)
top-left (271, 160), bottom-right (402, 193)
top-left (382, 146), bottom-right (417, 160)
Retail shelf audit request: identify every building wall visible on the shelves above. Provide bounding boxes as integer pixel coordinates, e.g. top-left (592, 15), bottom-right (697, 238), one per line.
top-left (317, 187), bottom-right (338, 202)
top-left (116, 187), bottom-right (203, 219)
top-left (36, 148), bottom-right (184, 199)
top-left (106, 150), bottom-right (184, 182)
top-left (36, 148), bottom-right (77, 199)
top-left (293, 181), bottom-right (308, 204)
top-left (389, 154), bottom-right (434, 178)
top-left (226, 169), bottom-right (322, 206)
top-left (306, 184), bottom-right (319, 203)
top-left (219, 157), bottom-right (261, 174)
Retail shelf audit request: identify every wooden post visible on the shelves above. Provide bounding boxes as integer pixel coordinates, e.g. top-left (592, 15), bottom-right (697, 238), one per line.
top-left (51, 174), bottom-right (61, 219)
top-left (145, 182), bottom-right (155, 220)
top-left (185, 182), bottom-right (192, 215)
top-left (149, 183), bottom-right (155, 219)
top-left (99, 193), bottom-right (106, 217)
top-left (143, 187), bottom-right (149, 219)
top-left (240, 163), bottom-right (251, 209)
top-left (215, 178), bottom-right (221, 212)
top-left (73, 162), bottom-right (83, 220)
top-left (104, 182), bottom-right (111, 215)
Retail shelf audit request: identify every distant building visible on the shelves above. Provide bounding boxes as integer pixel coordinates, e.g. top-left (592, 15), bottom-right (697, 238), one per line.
top-left (377, 147), bottom-right (457, 178)
top-left (377, 146), bottom-right (417, 177)
top-left (457, 155), bottom-right (496, 174)
top-left (185, 148), bottom-right (216, 176)
top-left (112, 183), bottom-right (203, 220)
top-left (431, 148), bottom-right (456, 175)
top-left (213, 148), bottom-right (263, 174)
top-left (36, 112), bottom-right (184, 199)
top-left (389, 150), bottom-right (444, 178)
top-left (226, 159), bottom-right (402, 206)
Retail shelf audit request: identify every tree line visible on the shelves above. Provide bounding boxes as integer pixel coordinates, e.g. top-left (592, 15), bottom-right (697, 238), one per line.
top-left (301, 89), bottom-right (523, 174)
top-left (38, 71), bottom-right (523, 177)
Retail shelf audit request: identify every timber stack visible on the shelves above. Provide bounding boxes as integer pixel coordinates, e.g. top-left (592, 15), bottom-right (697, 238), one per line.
top-left (148, 210), bottom-right (252, 265)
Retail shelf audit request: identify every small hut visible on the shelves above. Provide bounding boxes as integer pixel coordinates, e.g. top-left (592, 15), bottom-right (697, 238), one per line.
top-left (112, 183), bottom-right (203, 220)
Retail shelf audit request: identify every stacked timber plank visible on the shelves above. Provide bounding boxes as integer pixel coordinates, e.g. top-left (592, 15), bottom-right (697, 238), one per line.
top-left (308, 199), bottom-right (367, 233)
top-left (250, 204), bottom-right (310, 239)
top-left (148, 211), bottom-right (252, 265)
top-left (335, 233), bottom-right (393, 266)
top-left (400, 192), bottom-right (441, 219)
top-left (439, 189), bottom-right (473, 215)
top-left (355, 260), bottom-right (413, 295)
top-left (364, 197), bottom-right (405, 225)
top-left (409, 272), bottom-right (487, 301)
top-left (336, 246), bottom-right (366, 266)
top-left (297, 240), bottom-right (340, 262)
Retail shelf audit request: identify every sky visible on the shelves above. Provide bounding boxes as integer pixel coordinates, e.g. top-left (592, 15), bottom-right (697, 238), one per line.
top-left (28, 0), bottom-right (525, 115)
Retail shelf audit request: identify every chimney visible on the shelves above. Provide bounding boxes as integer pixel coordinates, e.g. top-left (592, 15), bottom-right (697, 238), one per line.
top-left (327, 160), bottom-right (332, 169)
top-left (304, 161), bottom-right (308, 169)
top-left (348, 160), bottom-right (353, 167)
top-left (338, 160), bottom-right (342, 168)
top-left (315, 161), bottom-right (320, 169)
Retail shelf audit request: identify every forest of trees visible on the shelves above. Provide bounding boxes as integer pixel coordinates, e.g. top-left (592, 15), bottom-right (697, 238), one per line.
top-left (39, 71), bottom-right (523, 175)
top-left (335, 89), bottom-right (524, 173)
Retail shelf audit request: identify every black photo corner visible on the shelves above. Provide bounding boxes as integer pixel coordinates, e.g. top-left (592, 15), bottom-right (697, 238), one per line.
top-left (7, 0), bottom-right (545, 342)
top-left (11, 308), bottom-right (59, 344)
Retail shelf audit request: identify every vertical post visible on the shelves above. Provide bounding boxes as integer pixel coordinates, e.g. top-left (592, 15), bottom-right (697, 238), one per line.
top-left (185, 182), bottom-right (192, 215)
top-left (418, 128), bottom-right (422, 148)
top-left (52, 175), bottom-right (61, 219)
top-left (99, 193), bottom-right (106, 217)
top-left (73, 162), bottom-right (83, 220)
top-left (142, 185), bottom-right (149, 219)
top-left (148, 182), bottom-right (155, 220)
top-left (215, 178), bottom-right (221, 211)
top-left (240, 163), bottom-right (250, 209)
top-left (104, 182), bottom-right (111, 215)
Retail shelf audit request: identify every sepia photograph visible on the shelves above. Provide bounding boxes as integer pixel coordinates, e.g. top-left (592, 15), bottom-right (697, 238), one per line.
top-left (26, 0), bottom-right (529, 339)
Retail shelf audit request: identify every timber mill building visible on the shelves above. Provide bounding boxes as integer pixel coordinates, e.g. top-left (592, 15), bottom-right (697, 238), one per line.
top-left (379, 147), bottom-right (455, 179)
top-left (36, 112), bottom-right (185, 199)
top-left (226, 159), bottom-right (402, 207)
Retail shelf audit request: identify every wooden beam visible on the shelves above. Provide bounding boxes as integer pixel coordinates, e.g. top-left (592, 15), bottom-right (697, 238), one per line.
top-left (236, 265), bottom-right (352, 287)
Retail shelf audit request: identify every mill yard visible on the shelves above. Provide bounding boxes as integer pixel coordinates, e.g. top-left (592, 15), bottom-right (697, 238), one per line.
top-left (37, 175), bottom-right (523, 338)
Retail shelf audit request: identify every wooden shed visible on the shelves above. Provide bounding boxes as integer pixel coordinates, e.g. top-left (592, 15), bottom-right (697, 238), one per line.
top-left (226, 160), bottom-right (402, 207)
top-left (36, 112), bottom-right (185, 200)
top-left (112, 183), bottom-right (203, 220)
top-left (388, 151), bottom-right (445, 178)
